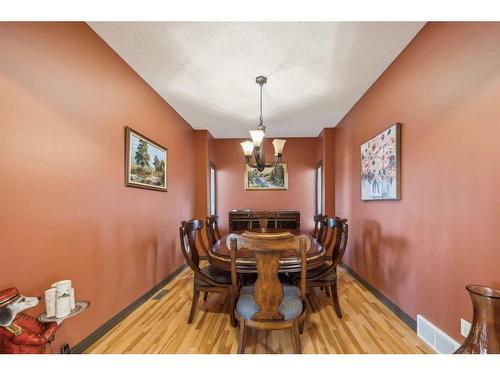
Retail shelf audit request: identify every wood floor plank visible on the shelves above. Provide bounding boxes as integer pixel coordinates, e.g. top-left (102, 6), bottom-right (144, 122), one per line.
top-left (85, 265), bottom-right (433, 354)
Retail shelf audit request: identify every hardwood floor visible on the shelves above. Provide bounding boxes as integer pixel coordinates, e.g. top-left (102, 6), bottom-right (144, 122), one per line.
top-left (86, 265), bottom-right (432, 354)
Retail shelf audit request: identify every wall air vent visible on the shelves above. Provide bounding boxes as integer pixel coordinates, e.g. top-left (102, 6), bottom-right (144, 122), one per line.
top-left (416, 314), bottom-right (460, 353)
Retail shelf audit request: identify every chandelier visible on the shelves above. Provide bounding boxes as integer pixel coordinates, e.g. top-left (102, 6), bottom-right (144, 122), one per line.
top-left (240, 75), bottom-right (286, 172)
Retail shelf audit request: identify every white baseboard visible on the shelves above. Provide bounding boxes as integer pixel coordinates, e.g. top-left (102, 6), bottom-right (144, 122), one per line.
top-left (417, 314), bottom-right (460, 354)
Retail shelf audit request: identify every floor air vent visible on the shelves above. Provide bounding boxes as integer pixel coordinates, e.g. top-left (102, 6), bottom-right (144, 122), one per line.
top-left (416, 314), bottom-right (460, 353)
top-left (151, 289), bottom-right (169, 301)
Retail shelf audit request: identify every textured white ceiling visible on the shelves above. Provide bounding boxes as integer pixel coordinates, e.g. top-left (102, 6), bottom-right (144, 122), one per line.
top-left (89, 22), bottom-right (424, 138)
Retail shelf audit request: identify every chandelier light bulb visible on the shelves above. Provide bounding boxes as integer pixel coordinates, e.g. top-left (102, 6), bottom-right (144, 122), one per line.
top-left (272, 139), bottom-right (286, 155)
top-left (240, 141), bottom-right (254, 156)
top-left (249, 129), bottom-right (265, 147)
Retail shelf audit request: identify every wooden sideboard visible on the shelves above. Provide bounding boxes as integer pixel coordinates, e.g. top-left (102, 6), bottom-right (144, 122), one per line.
top-left (228, 210), bottom-right (300, 232)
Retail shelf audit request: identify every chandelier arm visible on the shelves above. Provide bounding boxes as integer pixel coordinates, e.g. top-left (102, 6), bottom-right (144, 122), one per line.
top-left (244, 156), bottom-right (256, 168)
top-left (245, 152), bottom-right (265, 171)
top-left (266, 154), bottom-right (282, 169)
top-left (247, 161), bottom-right (259, 169)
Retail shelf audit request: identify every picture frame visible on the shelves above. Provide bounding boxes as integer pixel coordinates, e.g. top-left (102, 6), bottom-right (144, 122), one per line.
top-left (125, 127), bottom-right (168, 192)
top-left (360, 123), bottom-right (401, 200)
top-left (244, 163), bottom-right (288, 191)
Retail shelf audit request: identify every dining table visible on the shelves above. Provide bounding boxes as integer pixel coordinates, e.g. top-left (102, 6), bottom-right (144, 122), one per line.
top-left (209, 229), bottom-right (326, 273)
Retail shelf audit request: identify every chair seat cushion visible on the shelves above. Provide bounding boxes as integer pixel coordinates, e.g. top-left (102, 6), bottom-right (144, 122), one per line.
top-left (307, 264), bottom-right (337, 281)
top-left (195, 265), bottom-right (231, 285)
top-left (241, 272), bottom-right (291, 286)
top-left (236, 284), bottom-right (303, 321)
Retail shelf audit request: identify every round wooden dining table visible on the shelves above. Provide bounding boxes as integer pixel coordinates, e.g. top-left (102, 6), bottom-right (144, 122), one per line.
top-left (209, 229), bottom-right (326, 273)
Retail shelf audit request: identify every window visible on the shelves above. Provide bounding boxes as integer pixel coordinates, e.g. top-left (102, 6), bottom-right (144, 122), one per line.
top-left (316, 161), bottom-right (323, 214)
top-left (209, 162), bottom-right (216, 216)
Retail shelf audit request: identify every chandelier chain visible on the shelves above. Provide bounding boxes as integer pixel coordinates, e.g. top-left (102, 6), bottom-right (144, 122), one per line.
top-left (259, 83), bottom-right (263, 127)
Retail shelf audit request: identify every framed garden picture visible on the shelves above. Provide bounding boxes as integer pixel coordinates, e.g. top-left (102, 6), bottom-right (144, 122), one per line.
top-left (360, 123), bottom-right (401, 200)
top-left (244, 163), bottom-right (288, 191)
top-left (125, 127), bottom-right (168, 192)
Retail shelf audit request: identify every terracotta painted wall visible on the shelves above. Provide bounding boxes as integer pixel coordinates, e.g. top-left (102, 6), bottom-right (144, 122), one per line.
top-left (213, 138), bottom-right (318, 233)
top-left (333, 22), bottom-right (500, 341)
top-left (0, 22), bottom-right (196, 349)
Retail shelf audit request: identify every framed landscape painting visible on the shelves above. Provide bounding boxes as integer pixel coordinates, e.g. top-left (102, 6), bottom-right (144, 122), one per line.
top-left (361, 123), bottom-right (400, 200)
top-left (125, 127), bottom-right (168, 192)
top-left (244, 163), bottom-right (288, 191)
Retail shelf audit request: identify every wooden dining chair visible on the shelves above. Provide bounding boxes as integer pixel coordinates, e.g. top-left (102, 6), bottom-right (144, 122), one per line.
top-left (179, 219), bottom-right (236, 326)
top-left (312, 214), bottom-right (328, 245)
top-left (228, 233), bottom-right (309, 354)
top-left (205, 215), bottom-right (222, 246)
top-left (306, 217), bottom-right (348, 318)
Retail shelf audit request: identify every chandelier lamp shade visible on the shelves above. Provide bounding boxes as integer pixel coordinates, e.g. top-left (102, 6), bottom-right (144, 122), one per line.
top-left (240, 75), bottom-right (286, 172)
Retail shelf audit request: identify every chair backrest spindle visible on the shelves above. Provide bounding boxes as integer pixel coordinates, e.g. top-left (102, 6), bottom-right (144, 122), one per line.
top-left (312, 214), bottom-right (328, 244)
top-left (205, 215), bottom-right (222, 245)
top-left (331, 218), bottom-right (348, 268)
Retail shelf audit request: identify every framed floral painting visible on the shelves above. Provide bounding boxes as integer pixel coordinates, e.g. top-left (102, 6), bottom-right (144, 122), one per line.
top-left (125, 127), bottom-right (168, 192)
top-left (360, 123), bottom-right (401, 200)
